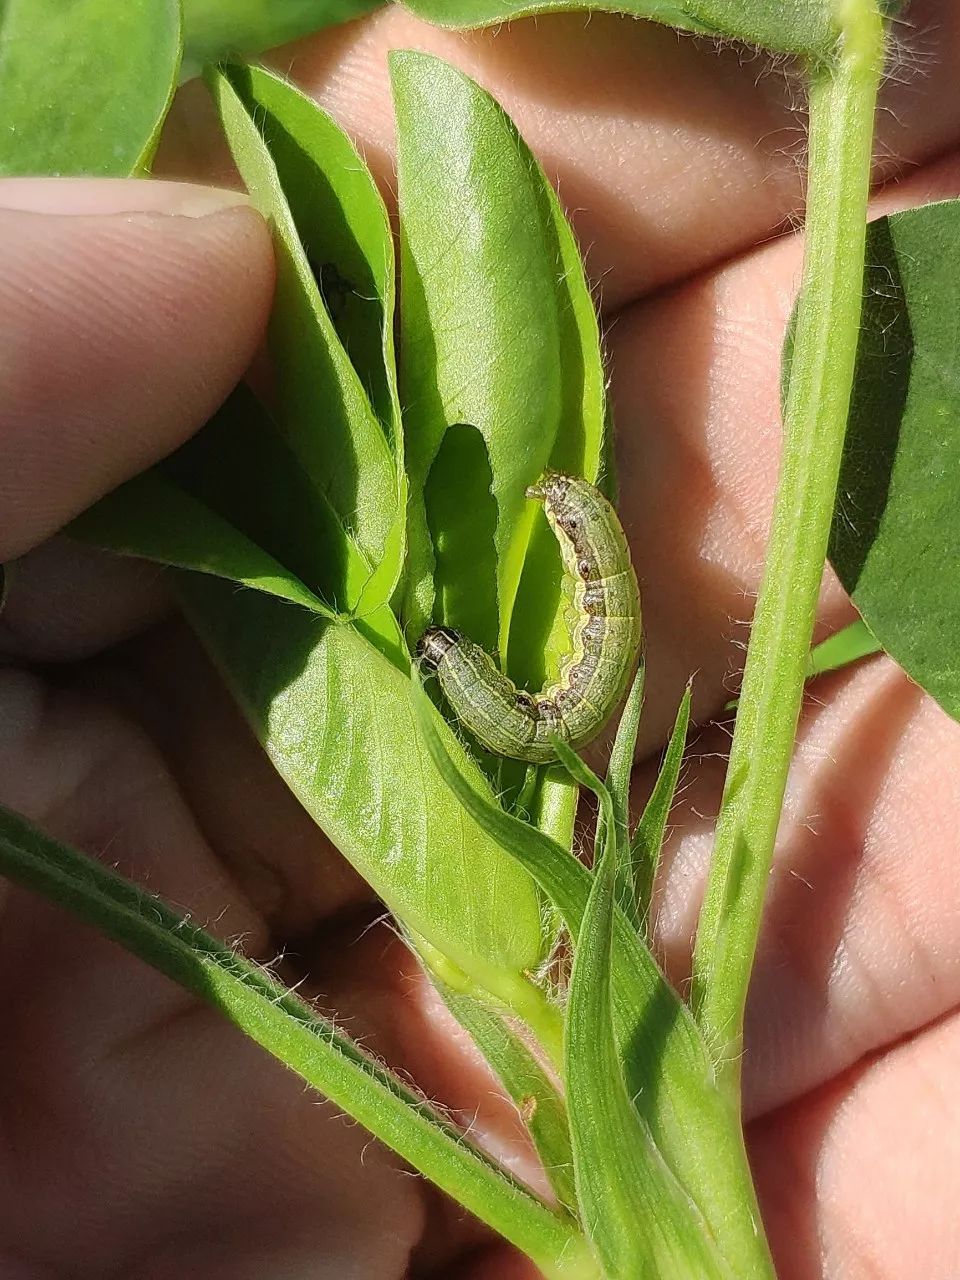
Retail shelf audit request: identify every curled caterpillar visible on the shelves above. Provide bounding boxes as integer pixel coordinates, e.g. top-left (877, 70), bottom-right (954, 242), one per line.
top-left (417, 472), bottom-right (642, 763)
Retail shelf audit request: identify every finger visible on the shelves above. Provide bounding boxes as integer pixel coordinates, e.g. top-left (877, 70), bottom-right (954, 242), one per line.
top-left (0, 537), bottom-right (171, 662)
top-left (642, 655), bottom-right (960, 1120)
top-left (612, 148), bottom-right (960, 753)
top-left (160, 3), bottom-right (960, 308)
top-left (0, 670), bottom-right (426, 1277)
top-left (0, 178), bottom-right (274, 561)
top-left (92, 621), bottom-right (375, 938)
top-left (750, 1009), bottom-right (960, 1280)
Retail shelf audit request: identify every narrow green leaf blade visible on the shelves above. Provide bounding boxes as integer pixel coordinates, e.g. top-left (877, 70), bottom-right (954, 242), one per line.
top-left (181, 0), bottom-right (383, 81)
top-left (0, 0), bottom-right (181, 176)
top-left (631, 683), bottom-right (691, 927)
top-left (0, 802), bottom-right (581, 1276)
top-left (208, 66), bottom-right (401, 600)
top-left (399, 0), bottom-right (835, 58)
top-left (69, 470), bottom-right (335, 617)
top-left (563, 773), bottom-right (727, 1279)
top-left (828, 204), bottom-right (960, 724)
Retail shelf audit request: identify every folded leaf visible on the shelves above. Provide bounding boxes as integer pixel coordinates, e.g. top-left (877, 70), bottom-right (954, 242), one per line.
top-left (160, 386), bottom-right (381, 622)
top-left (221, 65), bottom-right (401, 449)
top-left (209, 67), bottom-right (401, 602)
top-left (0, 0), bottom-right (181, 176)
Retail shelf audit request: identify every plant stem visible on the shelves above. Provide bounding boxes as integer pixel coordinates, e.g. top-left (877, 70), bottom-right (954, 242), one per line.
top-left (691, 0), bottom-right (886, 1086)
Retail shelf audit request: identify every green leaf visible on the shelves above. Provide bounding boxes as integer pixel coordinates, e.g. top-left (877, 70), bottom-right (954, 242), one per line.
top-left (399, 0), bottom-right (836, 58)
top-left (828, 204), bottom-right (960, 724)
top-left (160, 386), bottom-right (384, 620)
top-left (414, 679), bottom-right (774, 1277)
top-left (440, 986), bottom-right (578, 1214)
top-left (807, 618), bottom-right (880, 679)
top-left (69, 470), bottom-right (335, 617)
top-left (0, 802), bottom-right (586, 1279)
top-left (556, 742), bottom-right (728, 1280)
top-left (0, 0), bottom-right (181, 176)
top-left (631, 683), bottom-right (691, 927)
top-left (208, 66), bottom-right (402, 609)
top-left (221, 65), bottom-right (401, 449)
top-left (181, 0), bottom-right (383, 81)
top-left (71, 384), bottom-right (405, 630)
top-left (179, 578), bottom-right (550, 1008)
top-left (391, 50), bottom-right (606, 665)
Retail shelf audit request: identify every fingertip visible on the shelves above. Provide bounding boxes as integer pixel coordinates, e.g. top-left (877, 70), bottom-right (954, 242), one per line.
top-left (0, 193), bottom-right (275, 560)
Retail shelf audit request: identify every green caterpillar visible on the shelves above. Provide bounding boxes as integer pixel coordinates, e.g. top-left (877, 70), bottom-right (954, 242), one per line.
top-left (418, 472), bottom-right (642, 763)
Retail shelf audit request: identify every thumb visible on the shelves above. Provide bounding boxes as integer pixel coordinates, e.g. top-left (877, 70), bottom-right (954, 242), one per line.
top-left (0, 178), bottom-right (274, 561)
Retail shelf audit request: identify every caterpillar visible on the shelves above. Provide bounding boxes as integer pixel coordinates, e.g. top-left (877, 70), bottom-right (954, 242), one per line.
top-left (417, 472), bottom-right (642, 763)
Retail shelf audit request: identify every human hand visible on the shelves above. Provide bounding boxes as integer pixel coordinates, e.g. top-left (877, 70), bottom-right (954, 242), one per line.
top-left (3, 6), bottom-right (960, 1277)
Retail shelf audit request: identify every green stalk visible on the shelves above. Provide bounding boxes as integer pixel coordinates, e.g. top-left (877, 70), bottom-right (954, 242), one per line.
top-left (0, 803), bottom-right (599, 1280)
top-left (691, 0), bottom-right (886, 1085)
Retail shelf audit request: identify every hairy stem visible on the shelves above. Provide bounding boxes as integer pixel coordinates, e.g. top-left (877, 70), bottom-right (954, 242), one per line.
top-left (0, 803), bottom-right (597, 1280)
top-left (691, 0), bottom-right (886, 1085)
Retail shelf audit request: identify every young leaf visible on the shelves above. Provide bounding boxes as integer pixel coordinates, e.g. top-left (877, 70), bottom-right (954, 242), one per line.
top-left (181, 0), bottom-right (383, 81)
top-left (0, 0), bottom-right (181, 176)
top-left (559, 750), bottom-right (729, 1280)
top-left (0, 803), bottom-right (586, 1279)
top-left (208, 66), bottom-right (402, 607)
top-left (399, 0), bottom-right (836, 59)
top-left (391, 51), bottom-right (606, 662)
top-left (414, 680), bottom-right (774, 1277)
top-left (631, 683), bottom-right (691, 928)
top-left (440, 987), bottom-right (578, 1215)
top-left (179, 578), bottom-right (550, 1010)
top-left (827, 204), bottom-right (960, 724)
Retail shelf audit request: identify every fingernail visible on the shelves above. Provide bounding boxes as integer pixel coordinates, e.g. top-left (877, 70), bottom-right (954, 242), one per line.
top-left (0, 177), bottom-right (250, 218)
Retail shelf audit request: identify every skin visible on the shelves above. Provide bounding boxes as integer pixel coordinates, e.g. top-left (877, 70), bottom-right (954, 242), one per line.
top-left (2, 4), bottom-right (960, 1276)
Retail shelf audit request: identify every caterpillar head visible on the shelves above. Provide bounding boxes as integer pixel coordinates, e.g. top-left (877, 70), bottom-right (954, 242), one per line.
top-left (416, 626), bottom-right (461, 672)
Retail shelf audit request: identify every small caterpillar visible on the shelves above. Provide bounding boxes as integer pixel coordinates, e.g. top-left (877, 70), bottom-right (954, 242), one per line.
top-left (417, 472), bottom-right (642, 763)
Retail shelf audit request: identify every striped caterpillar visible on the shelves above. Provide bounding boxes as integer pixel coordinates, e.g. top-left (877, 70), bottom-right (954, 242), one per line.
top-left (417, 472), bottom-right (642, 763)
